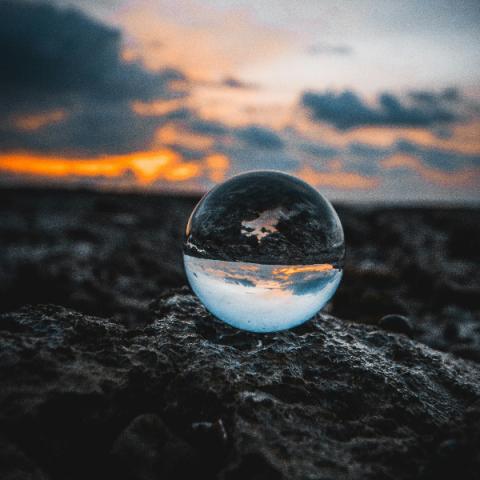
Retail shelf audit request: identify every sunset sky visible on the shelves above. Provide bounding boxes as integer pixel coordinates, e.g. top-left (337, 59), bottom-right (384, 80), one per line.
top-left (1, 0), bottom-right (479, 201)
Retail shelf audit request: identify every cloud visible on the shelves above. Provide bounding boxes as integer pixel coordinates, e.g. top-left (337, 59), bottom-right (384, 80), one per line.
top-left (382, 154), bottom-right (479, 189)
top-left (187, 119), bottom-right (229, 137)
top-left (301, 89), bottom-right (461, 130)
top-left (327, 137), bottom-right (480, 187)
top-left (299, 141), bottom-right (339, 161)
top-left (290, 123), bottom-right (479, 197)
top-left (409, 88), bottom-right (460, 105)
top-left (306, 42), bottom-right (353, 56)
top-left (0, 104), bottom-right (190, 157)
top-left (236, 125), bottom-right (285, 150)
top-left (394, 139), bottom-right (480, 171)
top-left (0, 0), bottom-right (187, 155)
top-left (221, 77), bottom-right (257, 90)
top-left (0, 1), bottom-right (478, 202)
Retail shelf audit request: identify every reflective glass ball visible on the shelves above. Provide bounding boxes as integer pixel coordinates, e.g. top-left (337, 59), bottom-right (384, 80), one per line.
top-left (183, 171), bottom-right (345, 332)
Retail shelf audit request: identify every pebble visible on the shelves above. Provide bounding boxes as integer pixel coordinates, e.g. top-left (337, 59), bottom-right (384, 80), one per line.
top-left (379, 314), bottom-right (413, 336)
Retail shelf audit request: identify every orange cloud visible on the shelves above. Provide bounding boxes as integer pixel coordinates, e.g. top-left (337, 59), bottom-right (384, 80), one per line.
top-left (120, 3), bottom-right (292, 80)
top-left (298, 116), bottom-right (480, 156)
top-left (116, 1), bottom-right (297, 129)
top-left (272, 264), bottom-right (334, 281)
top-left (132, 99), bottom-right (185, 116)
top-left (192, 85), bottom-right (293, 128)
top-left (0, 148), bottom-right (231, 189)
top-left (296, 165), bottom-right (379, 189)
top-left (347, 123), bottom-right (480, 156)
top-left (382, 154), bottom-right (479, 187)
top-left (155, 124), bottom-right (215, 150)
top-left (205, 153), bottom-right (229, 182)
top-left (0, 150), bottom-right (175, 184)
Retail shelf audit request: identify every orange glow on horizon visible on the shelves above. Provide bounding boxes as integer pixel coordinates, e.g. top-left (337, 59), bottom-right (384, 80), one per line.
top-left (0, 147), bottom-right (232, 189)
top-left (0, 147), bottom-right (475, 194)
top-left (272, 264), bottom-right (334, 281)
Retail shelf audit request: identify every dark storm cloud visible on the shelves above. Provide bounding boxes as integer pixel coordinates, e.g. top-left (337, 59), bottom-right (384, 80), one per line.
top-left (0, 1), bottom-right (184, 105)
top-left (0, 104), bottom-right (189, 156)
top-left (301, 89), bottom-right (460, 130)
top-left (0, 0), bottom-right (187, 155)
top-left (237, 125), bottom-right (285, 150)
top-left (409, 88), bottom-right (460, 105)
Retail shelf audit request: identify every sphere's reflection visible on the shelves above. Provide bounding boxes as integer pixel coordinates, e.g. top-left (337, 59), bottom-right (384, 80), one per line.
top-left (183, 171), bottom-right (345, 332)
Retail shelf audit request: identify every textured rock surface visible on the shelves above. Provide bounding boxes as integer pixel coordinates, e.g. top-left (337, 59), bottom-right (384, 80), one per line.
top-left (1, 188), bottom-right (479, 360)
top-left (1, 293), bottom-right (479, 480)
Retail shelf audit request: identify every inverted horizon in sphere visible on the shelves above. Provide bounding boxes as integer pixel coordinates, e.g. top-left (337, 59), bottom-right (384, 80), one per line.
top-left (183, 171), bottom-right (345, 332)
top-left (184, 255), bottom-right (343, 332)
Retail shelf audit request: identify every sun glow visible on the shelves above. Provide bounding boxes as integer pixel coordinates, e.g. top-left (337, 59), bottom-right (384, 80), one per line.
top-left (0, 149), bottom-right (230, 188)
top-left (272, 264), bottom-right (334, 277)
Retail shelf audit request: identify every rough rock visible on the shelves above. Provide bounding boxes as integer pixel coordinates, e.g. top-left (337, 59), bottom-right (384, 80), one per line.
top-left (111, 414), bottom-right (201, 479)
top-left (0, 188), bottom-right (193, 327)
top-left (1, 188), bottom-right (479, 361)
top-left (0, 292), bottom-right (479, 479)
top-left (378, 314), bottom-right (413, 337)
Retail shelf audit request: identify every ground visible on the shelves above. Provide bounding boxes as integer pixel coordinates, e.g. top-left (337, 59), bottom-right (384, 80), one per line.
top-left (0, 187), bottom-right (479, 479)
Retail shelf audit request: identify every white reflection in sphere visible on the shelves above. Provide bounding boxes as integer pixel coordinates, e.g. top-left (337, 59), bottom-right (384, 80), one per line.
top-left (183, 171), bottom-right (345, 333)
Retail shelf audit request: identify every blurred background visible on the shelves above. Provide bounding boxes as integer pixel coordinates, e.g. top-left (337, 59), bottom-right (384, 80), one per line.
top-left (0, 0), bottom-right (479, 202)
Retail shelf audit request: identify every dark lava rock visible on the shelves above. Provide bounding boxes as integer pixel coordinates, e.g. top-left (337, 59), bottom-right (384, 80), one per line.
top-left (0, 293), bottom-right (479, 479)
top-left (1, 188), bottom-right (480, 363)
top-left (379, 314), bottom-right (413, 336)
top-left (0, 188), bottom-right (196, 327)
top-left (111, 414), bottom-right (200, 479)
top-left (0, 435), bottom-right (49, 480)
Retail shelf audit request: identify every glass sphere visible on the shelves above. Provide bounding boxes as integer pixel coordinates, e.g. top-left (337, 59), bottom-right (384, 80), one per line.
top-left (183, 171), bottom-right (345, 332)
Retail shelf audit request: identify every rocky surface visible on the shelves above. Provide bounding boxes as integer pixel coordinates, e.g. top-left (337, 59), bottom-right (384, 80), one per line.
top-left (1, 294), bottom-right (479, 480)
top-left (0, 188), bottom-right (192, 326)
top-left (1, 187), bottom-right (479, 360)
top-left (1, 187), bottom-right (480, 479)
